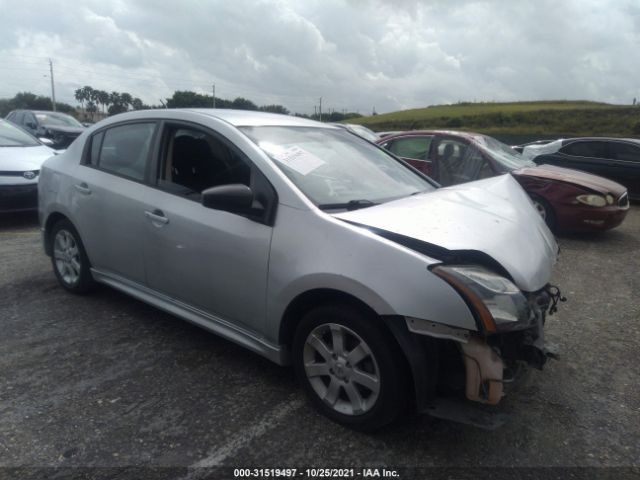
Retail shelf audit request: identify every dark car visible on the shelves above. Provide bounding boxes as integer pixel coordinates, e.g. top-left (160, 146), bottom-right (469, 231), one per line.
top-left (378, 130), bottom-right (629, 232)
top-left (521, 138), bottom-right (640, 200)
top-left (5, 110), bottom-right (85, 149)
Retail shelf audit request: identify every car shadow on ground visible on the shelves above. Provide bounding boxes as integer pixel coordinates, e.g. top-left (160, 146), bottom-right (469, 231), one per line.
top-left (0, 211), bottom-right (39, 232)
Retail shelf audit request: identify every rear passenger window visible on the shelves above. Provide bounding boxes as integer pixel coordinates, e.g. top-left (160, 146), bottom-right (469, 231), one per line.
top-left (97, 123), bottom-right (155, 181)
top-left (560, 141), bottom-right (607, 158)
top-left (388, 136), bottom-right (433, 160)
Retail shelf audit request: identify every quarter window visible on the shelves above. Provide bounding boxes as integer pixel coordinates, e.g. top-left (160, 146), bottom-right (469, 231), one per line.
top-left (609, 142), bottom-right (640, 162)
top-left (95, 123), bottom-right (156, 181)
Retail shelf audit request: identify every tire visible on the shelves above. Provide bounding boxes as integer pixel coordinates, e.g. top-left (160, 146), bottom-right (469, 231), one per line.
top-left (50, 219), bottom-right (95, 293)
top-left (529, 194), bottom-right (556, 231)
top-left (292, 304), bottom-right (408, 431)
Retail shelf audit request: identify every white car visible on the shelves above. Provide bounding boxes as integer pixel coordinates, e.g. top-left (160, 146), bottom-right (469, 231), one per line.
top-left (39, 109), bottom-right (563, 430)
top-left (0, 119), bottom-right (56, 213)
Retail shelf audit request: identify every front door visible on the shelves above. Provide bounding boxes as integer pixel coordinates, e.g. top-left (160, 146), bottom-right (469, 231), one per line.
top-left (142, 123), bottom-right (275, 334)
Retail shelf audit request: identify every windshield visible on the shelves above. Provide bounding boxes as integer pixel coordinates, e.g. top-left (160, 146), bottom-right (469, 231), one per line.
top-left (477, 135), bottom-right (536, 169)
top-left (0, 120), bottom-right (40, 147)
top-left (35, 112), bottom-right (83, 128)
top-left (241, 126), bottom-right (433, 209)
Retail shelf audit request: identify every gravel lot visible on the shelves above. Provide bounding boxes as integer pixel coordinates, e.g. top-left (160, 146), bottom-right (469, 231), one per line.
top-left (1, 208), bottom-right (639, 479)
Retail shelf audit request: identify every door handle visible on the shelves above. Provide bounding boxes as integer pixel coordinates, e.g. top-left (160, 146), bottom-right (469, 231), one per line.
top-left (144, 209), bottom-right (169, 225)
top-left (74, 183), bottom-right (92, 195)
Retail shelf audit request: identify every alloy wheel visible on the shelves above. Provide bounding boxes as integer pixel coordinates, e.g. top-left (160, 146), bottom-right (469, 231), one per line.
top-left (53, 229), bottom-right (81, 286)
top-left (303, 323), bottom-right (380, 416)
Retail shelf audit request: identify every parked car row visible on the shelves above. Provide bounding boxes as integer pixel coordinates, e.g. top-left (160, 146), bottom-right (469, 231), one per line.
top-left (0, 119), bottom-right (57, 213)
top-left (377, 130), bottom-right (631, 232)
top-left (5, 109), bottom-right (85, 149)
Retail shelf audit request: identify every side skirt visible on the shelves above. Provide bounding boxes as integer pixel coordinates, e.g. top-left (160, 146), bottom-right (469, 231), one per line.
top-left (91, 268), bottom-right (287, 365)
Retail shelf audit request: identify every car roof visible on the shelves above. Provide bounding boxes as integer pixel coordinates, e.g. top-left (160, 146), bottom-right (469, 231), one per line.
top-left (561, 137), bottom-right (640, 145)
top-left (178, 109), bottom-right (335, 128)
top-left (90, 108), bottom-right (337, 129)
top-left (377, 129), bottom-right (485, 142)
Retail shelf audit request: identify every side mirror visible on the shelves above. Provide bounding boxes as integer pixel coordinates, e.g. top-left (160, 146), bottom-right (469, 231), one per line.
top-left (202, 184), bottom-right (254, 213)
top-left (26, 121), bottom-right (38, 129)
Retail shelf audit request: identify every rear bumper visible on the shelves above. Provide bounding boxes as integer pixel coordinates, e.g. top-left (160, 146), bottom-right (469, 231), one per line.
top-left (0, 184), bottom-right (38, 213)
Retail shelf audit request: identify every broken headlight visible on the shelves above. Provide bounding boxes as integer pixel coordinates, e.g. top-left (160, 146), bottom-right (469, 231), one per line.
top-left (433, 265), bottom-right (532, 333)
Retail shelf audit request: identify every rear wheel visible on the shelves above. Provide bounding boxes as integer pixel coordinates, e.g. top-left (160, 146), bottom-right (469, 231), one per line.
top-left (50, 219), bottom-right (95, 293)
top-left (293, 304), bottom-right (408, 431)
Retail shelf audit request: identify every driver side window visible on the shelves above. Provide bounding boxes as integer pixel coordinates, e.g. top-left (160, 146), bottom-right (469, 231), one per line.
top-left (437, 139), bottom-right (489, 186)
top-left (158, 126), bottom-right (250, 196)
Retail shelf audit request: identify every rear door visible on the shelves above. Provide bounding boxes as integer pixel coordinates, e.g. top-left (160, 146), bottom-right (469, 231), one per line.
top-left (72, 121), bottom-right (158, 285)
top-left (556, 140), bottom-right (609, 172)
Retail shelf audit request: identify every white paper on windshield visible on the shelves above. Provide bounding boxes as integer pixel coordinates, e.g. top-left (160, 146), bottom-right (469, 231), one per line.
top-left (272, 146), bottom-right (325, 175)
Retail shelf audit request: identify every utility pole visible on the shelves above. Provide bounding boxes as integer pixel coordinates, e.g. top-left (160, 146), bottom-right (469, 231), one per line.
top-left (319, 96), bottom-right (322, 122)
top-left (212, 84), bottom-right (216, 108)
top-left (49, 58), bottom-right (56, 111)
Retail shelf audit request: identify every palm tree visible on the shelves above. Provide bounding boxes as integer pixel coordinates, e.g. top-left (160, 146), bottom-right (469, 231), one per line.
top-left (97, 90), bottom-right (110, 114)
top-left (120, 92), bottom-right (133, 111)
top-left (74, 88), bottom-right (85, 115)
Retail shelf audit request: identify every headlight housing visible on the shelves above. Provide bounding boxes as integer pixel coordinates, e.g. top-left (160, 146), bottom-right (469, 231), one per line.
top-left (576, 194), bottom-right (607, 207)
top-left (433, 265), bottom-right (533, 333)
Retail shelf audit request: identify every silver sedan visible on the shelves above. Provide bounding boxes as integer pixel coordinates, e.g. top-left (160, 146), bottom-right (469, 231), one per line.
top-left (39, 109), bottom-right (561, 430)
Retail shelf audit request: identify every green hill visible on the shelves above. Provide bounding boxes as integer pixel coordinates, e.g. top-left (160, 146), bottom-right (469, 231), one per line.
top-left (352, 101), bottom-right (640, 140)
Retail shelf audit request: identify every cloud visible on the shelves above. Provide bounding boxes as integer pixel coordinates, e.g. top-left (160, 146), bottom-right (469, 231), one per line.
top-left (0, 0), bottom-right (638, 113)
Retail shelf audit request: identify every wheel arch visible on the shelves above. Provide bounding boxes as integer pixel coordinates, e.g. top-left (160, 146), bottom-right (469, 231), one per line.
top-left (43, 211), bottom-right (74, 256)
top-left (279, 288), bottom-right (430, 410)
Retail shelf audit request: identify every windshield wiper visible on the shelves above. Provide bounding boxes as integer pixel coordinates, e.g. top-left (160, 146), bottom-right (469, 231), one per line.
top-left (318, 199), bottom-right (379, 211)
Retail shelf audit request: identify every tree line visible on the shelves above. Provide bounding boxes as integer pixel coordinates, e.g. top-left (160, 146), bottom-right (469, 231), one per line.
top-left (1, 87), bottom-right (363, 123)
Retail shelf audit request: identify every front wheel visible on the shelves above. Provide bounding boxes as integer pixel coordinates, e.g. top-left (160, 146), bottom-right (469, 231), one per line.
top-left (529, 194), bottom-right (556, 230)
top-left (292, 305), bottom-right (408, 431)
top-left (50, 219), bottom-right (95, 293)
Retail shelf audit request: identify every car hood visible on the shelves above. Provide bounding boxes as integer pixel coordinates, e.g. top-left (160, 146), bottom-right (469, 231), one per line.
top-left (41, 124), bottom-right (84, 135)
top-left (333, 174), bottom-right (557, 292)
top-left (513, 164), bottom-right (627, 196)
top-left (0, 145), bottom-right (56, 171)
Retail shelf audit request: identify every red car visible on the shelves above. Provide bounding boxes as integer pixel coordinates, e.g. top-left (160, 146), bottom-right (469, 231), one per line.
top-left (377, 130), bottom-right (629, 232)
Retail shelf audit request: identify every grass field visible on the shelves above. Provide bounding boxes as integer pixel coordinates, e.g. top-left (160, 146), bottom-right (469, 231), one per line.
top-left (352, 101), bottom-right (640, 140)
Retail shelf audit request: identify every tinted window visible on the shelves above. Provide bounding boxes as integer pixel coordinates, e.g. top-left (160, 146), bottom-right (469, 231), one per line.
top-left (389, 136), bottom-right (433, 160)
top-left (98, 123), bottom-right (155, 181)
top-left (159, 126), bottom-right (250, 196)
top-left (609, 142), bottom-right (640, 162)
top-left (560, 141), bottom-right (608, 158)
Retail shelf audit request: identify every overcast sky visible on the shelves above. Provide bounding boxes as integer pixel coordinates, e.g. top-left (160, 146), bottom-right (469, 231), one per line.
top-left (1, 0), bottom-right (639, 114)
